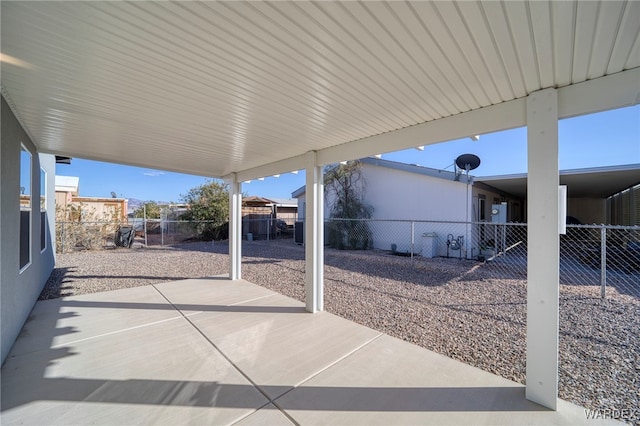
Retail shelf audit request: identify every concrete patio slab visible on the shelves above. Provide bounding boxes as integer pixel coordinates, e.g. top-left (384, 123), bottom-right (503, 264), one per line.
top-left (273, 334), bottom-right (618, 425)
top-left (1, 315), bottom-right (269, 425)
top-left (233, 404), bottom-right (295, 426)
top-left (7, 285), bottom-right (181, 357)
top-left (153, 276), bottom-right (276, 315)
top-left (185, 290), bottom-right (308, 341)
top-left (1, 278), bottom-right (621, 426)
top-left (185, 291), bottom-right (381, 401)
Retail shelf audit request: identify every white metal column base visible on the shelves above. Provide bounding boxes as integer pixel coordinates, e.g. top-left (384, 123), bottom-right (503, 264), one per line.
top-left (229, 174), bottom-right (242, 280)
top-left (305, 151), bottom-right (324, 313)
top-left (526, 88), bottom-right (559, 410)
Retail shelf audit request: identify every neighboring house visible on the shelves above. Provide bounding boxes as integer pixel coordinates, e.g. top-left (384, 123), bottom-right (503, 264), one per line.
top-left (243, 195), bottom-right (275, 215)
top-left (243, 196), bottom-right (298, 221)
top-left (294, 157), bottom-right (518, 222)
top-left (161, 204), bottom-right (189, 220)
top-left (293, 157), bottom-right (512, 256)
top-left (242, 196), bottom-right (298, 239)
top-left (55, 175), bottom-right (128, 222)
top-left (66, 197), bottom-right (128, 222)
top-left (292, 157), bottom-right (639, 256)
top-left (267, 197), bottom-right (298, 226)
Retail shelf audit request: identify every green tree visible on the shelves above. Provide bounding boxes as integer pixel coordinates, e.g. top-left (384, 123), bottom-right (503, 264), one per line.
top-left (133, 201), bottom-right (161, 219)
top-left (324, 160), bottom-right (373, 250)
top-left (180, 180), bottom-right (229, 240)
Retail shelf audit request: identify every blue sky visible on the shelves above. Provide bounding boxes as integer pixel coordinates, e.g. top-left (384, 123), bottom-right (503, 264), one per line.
top-left (55, 105), bottom-right (639, 202)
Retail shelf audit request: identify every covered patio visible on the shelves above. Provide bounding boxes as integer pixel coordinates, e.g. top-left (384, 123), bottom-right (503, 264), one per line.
top-left (1, 1), bottom-right (639, 421)
top-left (1, 277), bottom-right (610, 425)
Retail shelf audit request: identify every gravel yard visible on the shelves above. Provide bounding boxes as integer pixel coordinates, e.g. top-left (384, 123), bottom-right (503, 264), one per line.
top-left (42, 239), bottom-right (639, 420)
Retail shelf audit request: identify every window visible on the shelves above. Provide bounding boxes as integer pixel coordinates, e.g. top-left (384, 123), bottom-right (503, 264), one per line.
top-left (40, 168), bottom-right (47, 251)
top-left (20, 146), bottom-right (32, 270)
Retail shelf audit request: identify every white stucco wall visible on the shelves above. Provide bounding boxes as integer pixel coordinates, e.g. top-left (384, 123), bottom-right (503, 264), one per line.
top-left (294, 160), bottom-right (475, 257)
top-left (360, 162), bottom-right (469, 221)
top-left (359, 162), bottom-right (472, 256)
top-left (1, 96), bottom-right (56, 364)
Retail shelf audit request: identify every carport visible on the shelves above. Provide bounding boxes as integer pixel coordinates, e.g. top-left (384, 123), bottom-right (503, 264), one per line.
top-left (2, 0), bottom-right (639, 413)
top-left (478, 164), bottom-right (640, 224)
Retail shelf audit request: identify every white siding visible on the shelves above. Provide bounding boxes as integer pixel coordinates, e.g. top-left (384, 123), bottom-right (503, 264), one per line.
top-left (362, 163), bottom-right (468, 221)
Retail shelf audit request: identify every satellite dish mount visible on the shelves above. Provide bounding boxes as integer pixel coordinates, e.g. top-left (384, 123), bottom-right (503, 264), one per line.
top-left (454, 154), bottom-right (481, 182)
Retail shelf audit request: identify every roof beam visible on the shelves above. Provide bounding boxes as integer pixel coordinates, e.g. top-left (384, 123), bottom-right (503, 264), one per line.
top-left (232, 68), bottom-right (639, 180)
top-left (317, 98), bottom-right (527, 166)
top-left (317, 68), bottom-right (640, 166)
top-left (558, 67), bottom-right (640, 119)
top-left (229, 153), bottom-right (307, 183)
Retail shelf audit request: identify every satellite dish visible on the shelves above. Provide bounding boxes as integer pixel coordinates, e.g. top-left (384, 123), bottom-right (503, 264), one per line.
top-left (455, 154), bottom-right (481, 171)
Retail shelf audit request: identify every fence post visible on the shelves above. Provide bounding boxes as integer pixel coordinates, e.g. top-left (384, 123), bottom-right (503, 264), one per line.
top-left (61, 222), bottom-right (65, 253)
top-left (410, 221), bottom-right (415, 259)
top-left (600, 226), bottom-right (607, 299)
top-left (161, 220), bottom-right (164, 246)
top-left (143, 205), bottom-right (148, 247)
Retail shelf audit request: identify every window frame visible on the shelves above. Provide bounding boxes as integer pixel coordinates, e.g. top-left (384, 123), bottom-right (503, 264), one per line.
top-left (19, 144), bottom-right (33, 272)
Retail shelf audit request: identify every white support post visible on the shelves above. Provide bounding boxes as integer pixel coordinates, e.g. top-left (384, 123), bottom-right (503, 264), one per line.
top-left (526, 88), bottom-right (559, 410)
top-left (305, 151), bottom-right (324, 313)
top-left (229, 174), bottom-right (242, 280)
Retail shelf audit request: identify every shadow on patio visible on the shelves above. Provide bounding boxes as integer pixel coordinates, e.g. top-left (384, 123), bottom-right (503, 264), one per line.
top-left (1, 277), bottom-right (616, 425)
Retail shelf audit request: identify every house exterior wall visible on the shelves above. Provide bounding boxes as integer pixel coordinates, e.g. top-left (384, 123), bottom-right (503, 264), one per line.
top-left (472, 185), bottom-right (525, 223)
top-left (1, 96), bottom-right (56, 364)
top-left (359, 162), bottom-right (471, 255)
top-left (54, 191), bottom-right (73, 215)
top-left (55, 195), bottom-right (127, 222)
top-left (296, 195), bottom-right (330, 222)
top-left (275, 206), bottom-right (298, 225)
top-left (295, 160), bottom-right (475, 256)
top-left (294, 161), bottom-right (591, 257)
top-left (64, 197), bottom-right (128, 222)
top-left (361, 162), bottom-right (469, 221)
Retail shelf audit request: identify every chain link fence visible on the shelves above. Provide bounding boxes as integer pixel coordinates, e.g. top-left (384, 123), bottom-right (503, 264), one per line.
top-left (56, 217), bottom-right (294, 252)
top-left (139, 219), bottom-right (225, 246)
top-left (57, 219), bottom-right (227, 250)
top-left (242, 217), bottom-right (294, 241)
top-left (55, 218), bottom-right (638, 298)
top-left (323, 218), bottom-right (639, 299)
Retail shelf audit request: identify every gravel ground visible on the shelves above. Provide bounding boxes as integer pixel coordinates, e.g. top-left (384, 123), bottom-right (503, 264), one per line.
top-left (42, 239), bottom-right (639, 421)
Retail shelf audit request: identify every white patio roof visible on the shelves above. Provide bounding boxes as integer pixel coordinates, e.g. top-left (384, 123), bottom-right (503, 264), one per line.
top-left (3, 1), bottom-right (640, 412)
top-left (1, 1), bottom-right (639, 180)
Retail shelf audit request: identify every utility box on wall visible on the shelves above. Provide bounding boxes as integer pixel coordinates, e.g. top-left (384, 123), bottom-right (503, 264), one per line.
top-left (491, 203), bottom-right (507, 223)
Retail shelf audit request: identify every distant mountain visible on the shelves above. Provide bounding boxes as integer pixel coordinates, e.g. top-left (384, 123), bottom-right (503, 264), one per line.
top-left (126, 198), bottom-right (173, 214)
top-left (127, 198), bottom-right (145, 212)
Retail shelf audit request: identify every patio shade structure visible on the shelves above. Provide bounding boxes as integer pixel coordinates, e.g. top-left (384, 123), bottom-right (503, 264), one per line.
top-left (1, 0), bottom-right (639, 411)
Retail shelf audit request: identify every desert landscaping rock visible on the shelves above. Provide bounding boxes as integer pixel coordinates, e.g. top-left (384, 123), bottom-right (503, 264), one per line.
top-left (42, 239), bottom-right (639, 420)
